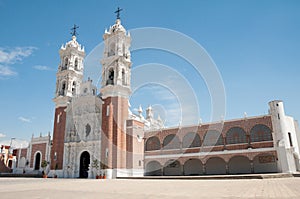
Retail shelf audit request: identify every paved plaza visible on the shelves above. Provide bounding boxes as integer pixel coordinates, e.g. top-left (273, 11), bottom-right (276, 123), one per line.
top-left (1, 177), bottom-right (300, 198)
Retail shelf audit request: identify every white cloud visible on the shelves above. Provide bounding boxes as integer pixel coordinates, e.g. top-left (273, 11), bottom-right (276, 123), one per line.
top-left (0, 65), bottom-right (17, 77)
top-left (0, 46), bottom-right (37, 78)
top-left (0, 47), bottom-right (36, 64)
top-left (33, 65), bottom-right (54, 71)
top-left (0, 139), bottom-right (29, 148)
top-left (0, 133), bottom-right (6, 138)
top-left (18, 116), bottom-right (31, 123)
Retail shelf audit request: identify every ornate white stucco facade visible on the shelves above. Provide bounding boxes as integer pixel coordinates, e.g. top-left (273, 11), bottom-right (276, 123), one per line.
top-left (63, 79), bottom-right (102, 178)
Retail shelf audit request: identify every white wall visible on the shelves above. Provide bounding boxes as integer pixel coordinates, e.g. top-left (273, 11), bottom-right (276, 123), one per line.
top-left (269, 100), bottom-right (299, 173)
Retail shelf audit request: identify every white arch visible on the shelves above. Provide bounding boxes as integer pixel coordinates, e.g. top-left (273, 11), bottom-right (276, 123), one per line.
top-left (64, 57), bottom-right (69, 68)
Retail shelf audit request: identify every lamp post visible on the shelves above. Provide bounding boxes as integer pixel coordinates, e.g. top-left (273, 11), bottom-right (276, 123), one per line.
top-left (9, 137), bottom-right (15, 153)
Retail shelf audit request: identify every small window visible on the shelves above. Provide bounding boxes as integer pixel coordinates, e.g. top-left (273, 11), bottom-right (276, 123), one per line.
top-left (288, 132), bottom-right (293, 147)
top-left (122, 69), bottom-right (125, 85)
top-left (64, 57), bottom-right (68, 68)
top-left (54, 152), bottom-right (57, 161)
top-left (139, 160), bottom-right (142, 166)
top-left (278, 113), bottom-right (280, 120)
top-left (74, 58), bottom-right (78, 70)
top-left (105, 148), bottom-right (109, 158)
top-left (72, 82), bottom-right (76, 95)
top-left (57, 113), bottom-right (61, 123)
top-left (60, 82), bottom-right (66, 96)
top-left (106, 105), bottom-right (110, 116)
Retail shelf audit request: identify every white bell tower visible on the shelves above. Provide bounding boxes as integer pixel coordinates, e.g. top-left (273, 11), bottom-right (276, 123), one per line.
top-left (51, 26), bottom-right (85, 171)
top-left (54, 30), bottom-right (85, 107)
top-left (100, 17), bottom-right (131, 98)
top-left (100, 9), bottom-right (132, 178)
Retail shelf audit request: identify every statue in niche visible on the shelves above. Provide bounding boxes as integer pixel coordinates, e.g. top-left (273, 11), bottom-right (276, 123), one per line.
top-left (85, 123), bottom-right (91, 137)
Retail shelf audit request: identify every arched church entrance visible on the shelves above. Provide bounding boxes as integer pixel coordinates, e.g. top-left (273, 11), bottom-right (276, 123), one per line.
top-left (34, 152), bottom-right (41, 170)
top-left (79, 151), bottom-right (90, 178)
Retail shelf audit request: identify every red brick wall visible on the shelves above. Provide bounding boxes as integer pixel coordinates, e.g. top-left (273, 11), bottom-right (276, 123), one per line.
top-left (101, 98), bottom-right (113, 169)
top-left (101, 96), bottom-right (128, 169)
top-left (15, 148), bottom-right (27, 158)
top-left (145, 115), bottom-right (273, 152)
top-left (50, 106), bottom-right (67, 170)
top-left (14, 148), bottom-right (27, 167)
top-left (126, 123), bottom-right (133, 169)
top-left (30, 143), bottom-right (47, 168)
top-left (144, 115), bottom-right (277, 173)
top-left (126, 119), bottom-right (144, 169)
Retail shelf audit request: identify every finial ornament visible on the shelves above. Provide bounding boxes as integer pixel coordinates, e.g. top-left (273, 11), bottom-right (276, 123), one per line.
top-left (115, 7), bottom-right (123, 19)
top-left (70, 24), bottom-right (79, 37)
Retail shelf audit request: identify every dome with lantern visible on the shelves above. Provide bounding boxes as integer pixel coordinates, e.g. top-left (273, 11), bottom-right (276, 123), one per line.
top-left (61, 36), bottom-right (84, 52)
top-left (108, 19), bottom-right (126, 34)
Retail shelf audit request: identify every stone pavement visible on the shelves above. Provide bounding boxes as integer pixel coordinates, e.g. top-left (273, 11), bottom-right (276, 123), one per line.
top-left (0, 177), bottom-right (300, 198)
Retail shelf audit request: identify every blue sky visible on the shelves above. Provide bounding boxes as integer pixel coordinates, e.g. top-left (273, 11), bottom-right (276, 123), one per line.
top-left (0, 0), bottom-right (300, 145)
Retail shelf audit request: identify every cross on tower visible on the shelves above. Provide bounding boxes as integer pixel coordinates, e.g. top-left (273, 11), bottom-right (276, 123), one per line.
top-left (115, 7), bottom-right (123, 19)
top-left (70, 24), bottom-right (79, 37)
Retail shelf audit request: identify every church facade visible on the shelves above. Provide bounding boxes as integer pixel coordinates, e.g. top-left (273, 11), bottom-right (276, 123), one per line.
top-left (10, 16), bottom-right (300, 178)
top-left (48, 17), bottom-right (146, 179)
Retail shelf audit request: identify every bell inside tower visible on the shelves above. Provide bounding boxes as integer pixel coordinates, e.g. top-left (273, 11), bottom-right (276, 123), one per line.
top-left (107, 68), bottom-right (115, 85)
